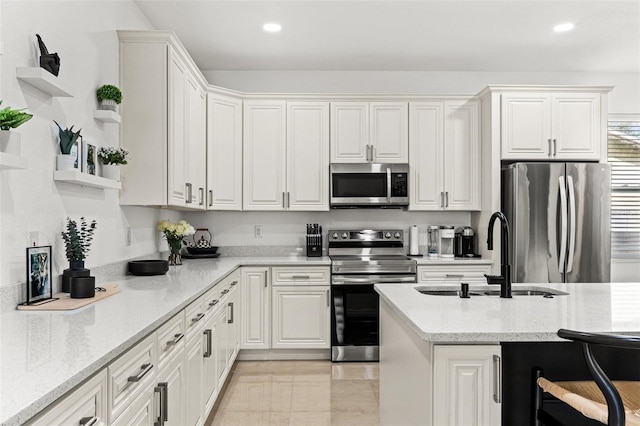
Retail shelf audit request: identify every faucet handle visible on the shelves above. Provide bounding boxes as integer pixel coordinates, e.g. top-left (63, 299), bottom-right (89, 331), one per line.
top-left (484, 274), bottom-right (503, 285)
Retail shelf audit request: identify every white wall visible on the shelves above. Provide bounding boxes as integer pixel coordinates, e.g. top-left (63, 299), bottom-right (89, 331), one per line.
top-left (204, 70), bottom-right (640, 113)
top-left (0, 1), bottom-right (181, 292)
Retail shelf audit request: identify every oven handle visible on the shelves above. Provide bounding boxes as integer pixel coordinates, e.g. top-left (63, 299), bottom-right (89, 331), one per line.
top-left (332, 275), bottom-right (417, 285)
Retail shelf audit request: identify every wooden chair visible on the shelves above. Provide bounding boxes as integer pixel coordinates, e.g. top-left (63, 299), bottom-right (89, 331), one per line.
top-left (532, 329), bottom-right (640, 426)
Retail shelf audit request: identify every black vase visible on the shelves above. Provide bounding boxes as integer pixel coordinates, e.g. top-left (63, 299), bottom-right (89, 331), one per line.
top-left (62, 261), bottom-right (90, 293)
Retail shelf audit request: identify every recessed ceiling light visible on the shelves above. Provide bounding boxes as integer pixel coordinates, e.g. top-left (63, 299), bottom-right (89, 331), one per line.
top-left (263, 23), bottom-right (282, 33)
top-left (553, 22), bottom-right (575, 33)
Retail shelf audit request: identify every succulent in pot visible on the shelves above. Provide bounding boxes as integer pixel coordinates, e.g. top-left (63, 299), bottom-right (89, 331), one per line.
top-left (96, 84), bottom-right (122, 111)
top-left (53, 121), bottom-right (82, 171)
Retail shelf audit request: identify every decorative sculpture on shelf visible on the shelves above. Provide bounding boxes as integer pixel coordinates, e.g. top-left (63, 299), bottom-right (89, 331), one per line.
top-left (36, 34), bottom-right (60, 76)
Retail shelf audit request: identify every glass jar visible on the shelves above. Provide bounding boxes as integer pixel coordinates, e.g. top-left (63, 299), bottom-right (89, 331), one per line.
top-left (428, 226), bottom-right (439, 257)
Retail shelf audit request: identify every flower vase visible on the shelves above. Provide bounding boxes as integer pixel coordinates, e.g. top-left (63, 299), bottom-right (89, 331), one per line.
top-left (56, 154), bottom-right (76, 171)
top-left (167, 238), bottom-right (183, 266)
top-left (62, 260), bottom-right (90, 293)
top-left (102, 164), bottom-right (120, 181)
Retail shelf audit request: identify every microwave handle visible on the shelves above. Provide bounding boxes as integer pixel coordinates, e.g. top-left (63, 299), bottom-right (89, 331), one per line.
top-left (387, 168), bottom-right (392, 203)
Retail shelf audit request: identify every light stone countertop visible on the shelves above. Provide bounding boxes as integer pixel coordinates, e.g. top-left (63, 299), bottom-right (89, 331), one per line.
top-left (413, 256), bottom-right (492, 265)
top-left (0, 256), bottom-right (330, 426)
top-left (375, 282), bottom-right (640, 343)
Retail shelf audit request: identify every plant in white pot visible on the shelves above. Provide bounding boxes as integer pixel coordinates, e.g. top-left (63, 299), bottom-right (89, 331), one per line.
top-left (98, 146), bottom-right (128, 181)
top-left (96, 84), bottom-right (122, 112)
top-left (0, 101), bottom-right (33, 155)
top-left (53, 121), bottom-right (81, 171)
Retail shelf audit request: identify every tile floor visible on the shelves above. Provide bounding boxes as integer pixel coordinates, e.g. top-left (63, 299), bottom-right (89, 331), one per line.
top-left (206, 361), bottom-right (380, 426)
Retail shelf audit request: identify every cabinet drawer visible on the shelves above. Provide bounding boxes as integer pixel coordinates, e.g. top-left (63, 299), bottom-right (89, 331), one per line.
top-left (26, 370), bottom-right (108, 426)
top-left (272, 266), bottom-right (330, 286)
top-left (157, 311), bottom-right (186, 368)
top-left (205, 269), bottom-right (240, 311)
top-left (108, 333), bottom-right (156, 422)
top-left (418, 265), bottom-right (491, 284)
top-left (185, 294), bottom-right (206, 338)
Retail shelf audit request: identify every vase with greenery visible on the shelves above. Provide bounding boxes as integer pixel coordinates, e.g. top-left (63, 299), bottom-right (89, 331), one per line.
top-left (157, 219), bottom-right (195, 265)
top-left (53, 121), bottom-right (82, 171)
top-left (96, 84), bottom-right (122, 112)
top-left (60, 217), bottom-right (97, 292)
top-left (0, 101), bottom-right (33, 154)
top-left (98, 147), bottom-right (128, 180)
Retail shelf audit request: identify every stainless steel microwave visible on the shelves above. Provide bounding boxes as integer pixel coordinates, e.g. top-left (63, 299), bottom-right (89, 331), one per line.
top-left (330, 163), bottom-right (409, 208)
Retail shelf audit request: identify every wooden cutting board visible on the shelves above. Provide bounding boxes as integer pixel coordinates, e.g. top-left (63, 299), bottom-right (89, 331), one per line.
top-left (17, 283), bottom-right (119, 311)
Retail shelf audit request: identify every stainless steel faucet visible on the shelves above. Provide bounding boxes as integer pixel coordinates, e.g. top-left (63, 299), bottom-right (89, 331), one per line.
top-left (485, 211), bottom-right (512, 298)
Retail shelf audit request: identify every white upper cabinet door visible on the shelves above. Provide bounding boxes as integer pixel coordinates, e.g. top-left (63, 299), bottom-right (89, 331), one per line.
top-left (287, 102), bottom-right (330, 211)
top-left (207, 94), bottom-right (243, 210)
top-left (185, 77), bottom-right (206, 209)
top-left (409, 102), bottom-right (444, 210)
top-left (167, 49), bottom-right (188, 207)
top-left (552, 93), bottom-right (601, 160)
top-left (330, 102), bottom-right (369, 163)
top-left (444, 100), bottom-right (480, 210)
top-left (370, 102), bottom-right (409, 163)
top-left (243, 101), bottom-right (287, 210)
top-left (501, 92), bottom-right (551, 160)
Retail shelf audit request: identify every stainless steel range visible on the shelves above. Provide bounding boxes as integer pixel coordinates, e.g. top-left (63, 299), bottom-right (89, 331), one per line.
top-left (328, 229), bottom-right (417, 362)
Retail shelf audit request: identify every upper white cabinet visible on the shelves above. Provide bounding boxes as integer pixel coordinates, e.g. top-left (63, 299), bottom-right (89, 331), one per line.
top-left (331, 102), bottom-right (408, 163)
top-left (118, 31), bottom-right (207, 209)
top-left (409, 99), bottom-right (480, 211)
top-left (243, 100), bottom-right (329, 211)
top-left (207, 93), bottom-right (243, 210)
top-left (500, 89), bottom-right (608, 161)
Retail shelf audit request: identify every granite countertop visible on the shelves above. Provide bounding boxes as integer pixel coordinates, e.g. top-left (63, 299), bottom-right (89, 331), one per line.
top-left (376, 282), bottom-right (640, 343)
top-left (0, 256), bottom-right (330, 426)
top-left (413, 257), bottom-right (492, 265)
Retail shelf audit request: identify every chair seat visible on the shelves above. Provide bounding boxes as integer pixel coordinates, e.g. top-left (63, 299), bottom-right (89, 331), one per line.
top-left (538, 377), bottom-right (640, 425)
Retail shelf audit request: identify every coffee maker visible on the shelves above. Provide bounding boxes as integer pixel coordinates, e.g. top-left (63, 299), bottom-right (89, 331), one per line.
top-left (454, 227), bottom-right (478, 257)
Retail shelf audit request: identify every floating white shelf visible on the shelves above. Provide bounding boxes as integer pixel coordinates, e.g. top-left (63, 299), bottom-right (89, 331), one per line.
top-left (0, 152), bottom-right (28, 170)
top-left (16, 67), bottom-right (73, 97)
top-left (53, 170), bottom-right (121, 189)
top-left (93, 110), bottom-right (121, 123)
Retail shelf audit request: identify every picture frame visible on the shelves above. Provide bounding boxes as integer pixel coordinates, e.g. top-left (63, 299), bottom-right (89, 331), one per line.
top-left (82, 139), bottom-right (96, 175)
top-left (25, 245), bottom-right (54, 305)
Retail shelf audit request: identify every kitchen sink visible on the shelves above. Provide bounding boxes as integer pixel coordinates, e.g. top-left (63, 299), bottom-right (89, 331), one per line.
top-left (415, 286), bottom-right (568, 297)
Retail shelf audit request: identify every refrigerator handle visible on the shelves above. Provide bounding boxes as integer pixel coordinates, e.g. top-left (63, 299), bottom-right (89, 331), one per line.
top-left (558, 176), bottom-right (568, 273)
top-left (566, 176), bottom-right (577, 273)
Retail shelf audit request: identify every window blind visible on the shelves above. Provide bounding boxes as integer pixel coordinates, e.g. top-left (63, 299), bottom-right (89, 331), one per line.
top-left (608, 119), bottom-right (640, 259)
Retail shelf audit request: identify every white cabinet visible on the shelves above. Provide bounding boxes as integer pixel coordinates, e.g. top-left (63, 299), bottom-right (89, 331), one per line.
top-left (118, 31), bottom-right (207, 209)
top-left (501, 91), bottom-right (603, 161)
top-left (433, 345), bottom-right (502, 426)
top-left (243, 101), bottom-right (329, 211)
top-left (331, 102), bottom-right (408, 163)
top-left (110, 386), bottom-right (156, 426)
top-left (240, 267), bottom-right (271, 349)
top-left (185, 326), bottom-right (205, 426)
top-left (157, 348), bottom-right (186, 426)
top-left (418, 264), bottom-right (492, 285)
top-left (409, 100), bottom-right (480, 210)
top-left (25, 370), bottom-right (108, 426)
top-left (207, 93), bottom-right (243, 210)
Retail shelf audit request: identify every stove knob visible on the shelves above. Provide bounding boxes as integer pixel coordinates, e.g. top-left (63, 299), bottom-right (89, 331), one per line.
top-left (394, 232), bottom-right (401, 239)
top-left (385, 232), bottom-right (391, 239)
top-left (341, 232), bottom-right (348, 239)
top-left (331, 232), bottom-right (339, 239)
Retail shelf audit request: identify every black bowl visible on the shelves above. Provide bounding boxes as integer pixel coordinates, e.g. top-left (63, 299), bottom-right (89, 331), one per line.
top-left (128, 260), bottom-right (169, 276)
top-left (186, 246), bottom-right (218, 255)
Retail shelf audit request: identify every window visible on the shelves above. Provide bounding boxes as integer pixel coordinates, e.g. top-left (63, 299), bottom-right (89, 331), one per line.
top-left (608, 115), bottom-right (640, 259)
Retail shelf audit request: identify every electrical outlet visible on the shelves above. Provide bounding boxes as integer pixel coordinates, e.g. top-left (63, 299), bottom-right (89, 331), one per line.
top-left (254, 225), bottom-right (263, 238)
top-left (125, 227), bottom-right (132, 246)
top-left (28, 230), bottom-right (39, 247)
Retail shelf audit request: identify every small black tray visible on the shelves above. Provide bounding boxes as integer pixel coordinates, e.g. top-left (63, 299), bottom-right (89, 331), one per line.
top-left (186, 246), bottom-right (219, 255)
top-left (182, 253), bottom-right (221, 259)
top-left (128, 260), bottom-right (169, 276)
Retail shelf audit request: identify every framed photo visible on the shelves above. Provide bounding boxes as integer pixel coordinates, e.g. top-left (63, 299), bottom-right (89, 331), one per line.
top-left (26, 246), bottom-right (53, 304)
top-left (83, 140), bottom-right (96, 175)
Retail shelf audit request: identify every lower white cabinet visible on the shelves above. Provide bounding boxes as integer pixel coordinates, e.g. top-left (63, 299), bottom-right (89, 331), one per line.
top-left (433, 345), bottom-right (502, 426)
top-left (418, 264), bottom-right (492, 285)
top-left (157, 347), bottom-right (186, 426)
top-left (110, 386), bottom-right (156, 426)
top-left (184, 322), bottom-right (205, 426)
top-left (26, 370), bottom-right (108, 426)
top-left (240, 267), bottom-right (270, 349)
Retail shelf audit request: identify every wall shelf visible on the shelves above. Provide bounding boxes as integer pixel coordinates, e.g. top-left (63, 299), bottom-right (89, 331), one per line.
top-left (93, 110), bottom-right (121, 123)
top-left (0, 152), bottom-right (28, 170)
top-left (53, 170), bottom-right (121, 189)
top-left (16, 67), bottom-right (73, 97)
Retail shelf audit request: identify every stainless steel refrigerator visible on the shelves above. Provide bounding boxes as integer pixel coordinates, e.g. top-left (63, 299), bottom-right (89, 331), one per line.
top-left (502, 162), bottom-right (611, 283)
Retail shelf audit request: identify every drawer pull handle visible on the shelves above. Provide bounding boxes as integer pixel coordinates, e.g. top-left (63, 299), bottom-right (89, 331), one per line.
top-left (221, 289), bottom-right (230, 295)
top-left (228, 302), bottom-right (234, 324)
top-left (166, 333), bottom-right (184, 348)
top-left (445, 274), bottom-right (464, 279)
top-left (203, 329), bottom-right (212, 358)
top-left (128, 363), bottom-right (153, 383)
top-left (191, 313), bottom-right (205, 324)
top-left (79, 417), bottom-right (98, 426)
top-left (291, 275), bottom-right (311, 279)
top-left (230, 280), bottom-right (238, 286)
top-left (493, 354), bottom-right (502, 403)
top-left (208, 299), bottom-right (219, 308)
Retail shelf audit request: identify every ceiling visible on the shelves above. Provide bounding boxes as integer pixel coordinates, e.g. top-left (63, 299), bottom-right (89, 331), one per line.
top-left (134, 0), bottom-right (640, 73)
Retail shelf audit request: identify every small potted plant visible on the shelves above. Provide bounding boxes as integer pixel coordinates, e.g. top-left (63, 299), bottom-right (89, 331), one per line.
top-left (0, 101), bottom-right (33, 154)
top-left (157, 219), bottom-right (195, 265)
top-left (60, 217), bottom-right (97, 292)
top-left (53, 121), bottom-right (81, 171)
top-left (97, 146), bottom-right (128, 181)
top-left (96, 84), bottom-right (122, 112)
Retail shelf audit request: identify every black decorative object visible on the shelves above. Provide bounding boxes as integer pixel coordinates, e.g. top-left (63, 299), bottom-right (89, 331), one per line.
top-left (62, 261), bottom-right (90, 293)
top-left (128, 260), bottom-right (169, 276)
top-left (25, 246), bottom-right (54, 305)
top-left (70, 276), bottom-right (95, 299)
top-left (36, 34), bottom-right (60, 76)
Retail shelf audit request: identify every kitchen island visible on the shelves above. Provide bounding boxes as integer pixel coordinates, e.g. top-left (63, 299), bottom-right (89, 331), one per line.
top-left (375, 282), bottom-right (640, 426)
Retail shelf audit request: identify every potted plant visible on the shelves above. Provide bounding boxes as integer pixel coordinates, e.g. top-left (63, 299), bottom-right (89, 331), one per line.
top-left (53, 121), bottom-right (81, 171)
top-left (0, 101), bottom-right (33, 154)
top-left (97, 146), bottom-right (128, 181)
top-left (157, 219), bottom-right (195, 265)
top-left (60, 217), bottom-right (97, 292)
top-left (96, 84), bottom-right (122, 112)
